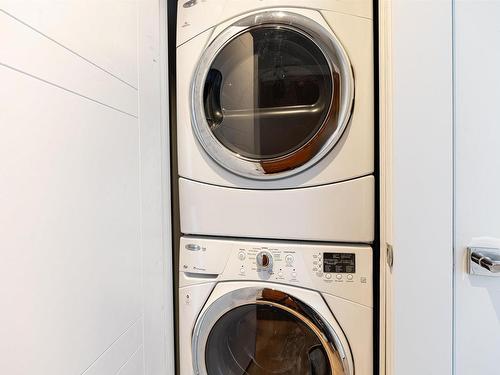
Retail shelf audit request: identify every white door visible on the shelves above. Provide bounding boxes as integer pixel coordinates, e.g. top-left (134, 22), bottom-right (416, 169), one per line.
top-left (454, 1), bottom-right (500, 374)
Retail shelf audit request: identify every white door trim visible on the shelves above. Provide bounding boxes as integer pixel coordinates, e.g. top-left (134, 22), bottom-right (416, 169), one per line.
top-left (384, 1), bottom-right (454, 374)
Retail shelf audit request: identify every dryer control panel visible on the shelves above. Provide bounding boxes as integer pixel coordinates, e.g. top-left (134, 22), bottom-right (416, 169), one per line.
top-left (179, 236), bottom-right (372, 307)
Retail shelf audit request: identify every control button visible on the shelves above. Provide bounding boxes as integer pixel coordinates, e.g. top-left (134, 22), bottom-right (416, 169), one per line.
top-left (183, 0), bottom-right (197, 7)
top-left (325, 273), bottom-right (332, 280)
top-left (291, 272), bottom-right (297, 279)
top-left (312, 267), bottom-right (318, 272)
top-left (336, 274), bottom-right (343, 280)
top-left (347, 274), bottom-right (354, 280)
top-left (285, 255), bottom-right (294, 265)
top-left (239, 267), bottom-right (245, 275)
top-left (278, 271), bottom-right (284, 278)
top-left (238, 251), bottom-right (246, 261)
top-left (185, 243), bottom-right (201, 251)
top-left (316, 271), bottom-right (323, 277)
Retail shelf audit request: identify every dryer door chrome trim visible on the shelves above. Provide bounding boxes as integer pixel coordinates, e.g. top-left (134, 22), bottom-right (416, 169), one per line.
top-left (191, 287), bottom-right (353, 375)
top-left (190, 10), bottom-right (354, 180)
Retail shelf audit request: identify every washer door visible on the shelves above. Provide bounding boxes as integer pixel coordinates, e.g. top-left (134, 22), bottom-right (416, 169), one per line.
top-left (192, 287), bottom-right (352, 375)
top-left (191, 10), bottom-right (354, 180)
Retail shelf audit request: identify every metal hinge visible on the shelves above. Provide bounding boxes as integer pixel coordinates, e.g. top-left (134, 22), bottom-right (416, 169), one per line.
top-left (386, 243), bottom-right (394, 270)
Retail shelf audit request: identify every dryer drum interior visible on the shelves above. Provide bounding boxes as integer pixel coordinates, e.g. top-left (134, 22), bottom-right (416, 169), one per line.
top-left (192, 288), bottom-right (352, 375)
top-left (191, 11), bottom-right (354, 179)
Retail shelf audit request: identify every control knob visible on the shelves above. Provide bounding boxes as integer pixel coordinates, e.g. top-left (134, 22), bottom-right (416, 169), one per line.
top-left (256, 251), bottom-right (273, 271)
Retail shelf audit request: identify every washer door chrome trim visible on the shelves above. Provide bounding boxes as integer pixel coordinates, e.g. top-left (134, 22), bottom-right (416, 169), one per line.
top-left (190, 10), bottom-right (354, 180)
top-left (191, 287), bottom-right (353, 375)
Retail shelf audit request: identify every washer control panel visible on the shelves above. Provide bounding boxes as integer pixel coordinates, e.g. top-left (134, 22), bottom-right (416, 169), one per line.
top-left (313, 251), bottom-right (361, 283)
top-left (232, 246), bottom-right (300, 282)
top-left (180, 236), bottom-right (373, 307)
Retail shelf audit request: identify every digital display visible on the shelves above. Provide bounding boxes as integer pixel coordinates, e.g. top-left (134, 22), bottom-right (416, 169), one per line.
top-left (323, 253), bottom-right (356, 273)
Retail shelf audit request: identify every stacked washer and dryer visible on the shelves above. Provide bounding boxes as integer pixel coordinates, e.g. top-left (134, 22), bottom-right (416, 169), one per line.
top-left (176, 0), bottom-right (374, 374)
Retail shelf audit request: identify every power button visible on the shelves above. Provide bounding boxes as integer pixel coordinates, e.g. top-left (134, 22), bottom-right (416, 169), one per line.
top-left (183, 0), bottom-right (197, 7)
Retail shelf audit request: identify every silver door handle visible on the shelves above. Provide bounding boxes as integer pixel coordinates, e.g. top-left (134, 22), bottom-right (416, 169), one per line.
top-left (468, 247), bottom-right (500, 275)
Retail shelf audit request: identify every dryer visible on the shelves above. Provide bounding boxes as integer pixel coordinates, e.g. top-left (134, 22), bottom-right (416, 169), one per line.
top-left (176, 0), bottom-right (374, 242)
top-left (179, 236), bottom-right (373, 375)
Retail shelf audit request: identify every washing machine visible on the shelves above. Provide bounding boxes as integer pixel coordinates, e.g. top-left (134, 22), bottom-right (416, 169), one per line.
top-left (179, 236), bottom-right (373, 375)
top-left (177, 0), bottom-right (374, 242)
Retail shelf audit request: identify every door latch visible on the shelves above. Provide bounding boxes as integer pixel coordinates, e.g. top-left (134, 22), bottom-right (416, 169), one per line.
top-left (468, 246), bottom-right (500, 276)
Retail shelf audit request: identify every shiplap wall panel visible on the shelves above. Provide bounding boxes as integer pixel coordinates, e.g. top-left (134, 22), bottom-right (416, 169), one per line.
top-left (0, 66), bottom-right (142, 375)
top-left (0, 10), bottom-right (138, 116)
top-left (1, 0), bottom-right (173, 373)
top-left (1, 0), bottom-right (138, 87)
top-left (116, 347), bottom-right (144, 375)
top-left (82, 318), bottom-right (143, 375)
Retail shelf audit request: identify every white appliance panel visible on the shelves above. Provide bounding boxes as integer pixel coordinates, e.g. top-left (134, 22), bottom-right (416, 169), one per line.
top-left (176, 0), bottom-right (373, 46)
top-left (179, 236), bottom-right (373, 307)
top-left (179, 175), bottom-right (374, 243)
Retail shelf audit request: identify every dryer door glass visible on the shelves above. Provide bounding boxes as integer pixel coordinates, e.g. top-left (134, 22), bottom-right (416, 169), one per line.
top-left (203, 27), bottom-right (333, 161)
top-left (191, 11), bottom-right (354, 179)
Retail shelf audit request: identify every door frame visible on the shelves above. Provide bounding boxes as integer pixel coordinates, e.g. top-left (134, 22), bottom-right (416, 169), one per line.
top-left (379, 1), bottom-right (454, 374)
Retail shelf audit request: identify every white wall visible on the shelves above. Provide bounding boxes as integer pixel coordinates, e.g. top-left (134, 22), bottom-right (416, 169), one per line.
top-left (390, 1), bottom-right (454, 374)
top-left (0, 1), bottom-right (173, 374)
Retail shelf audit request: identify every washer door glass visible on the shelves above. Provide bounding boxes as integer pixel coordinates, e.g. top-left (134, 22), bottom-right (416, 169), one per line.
top-left (191, 11), bottom-right (354, 179)
top-left (204, 26), bottom-right (332, 160)
top-left (193, 288), bottom-right (350, 375)
top-left (205, 304), bottom-right (342, 375)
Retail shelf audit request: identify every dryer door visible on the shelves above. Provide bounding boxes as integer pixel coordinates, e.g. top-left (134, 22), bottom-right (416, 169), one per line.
top-left (192, 287), bottom-right (353, 375)
top-left (191, 10), bottom-right (354, 180)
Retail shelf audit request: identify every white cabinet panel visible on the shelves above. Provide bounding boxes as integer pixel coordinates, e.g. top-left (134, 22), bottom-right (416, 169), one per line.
top-left (0, 11), bottom-right (138, 116)
top-left (0, 0), bottom-right (138, 87)
top-left (0, 66), bottom-right (141, 375)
